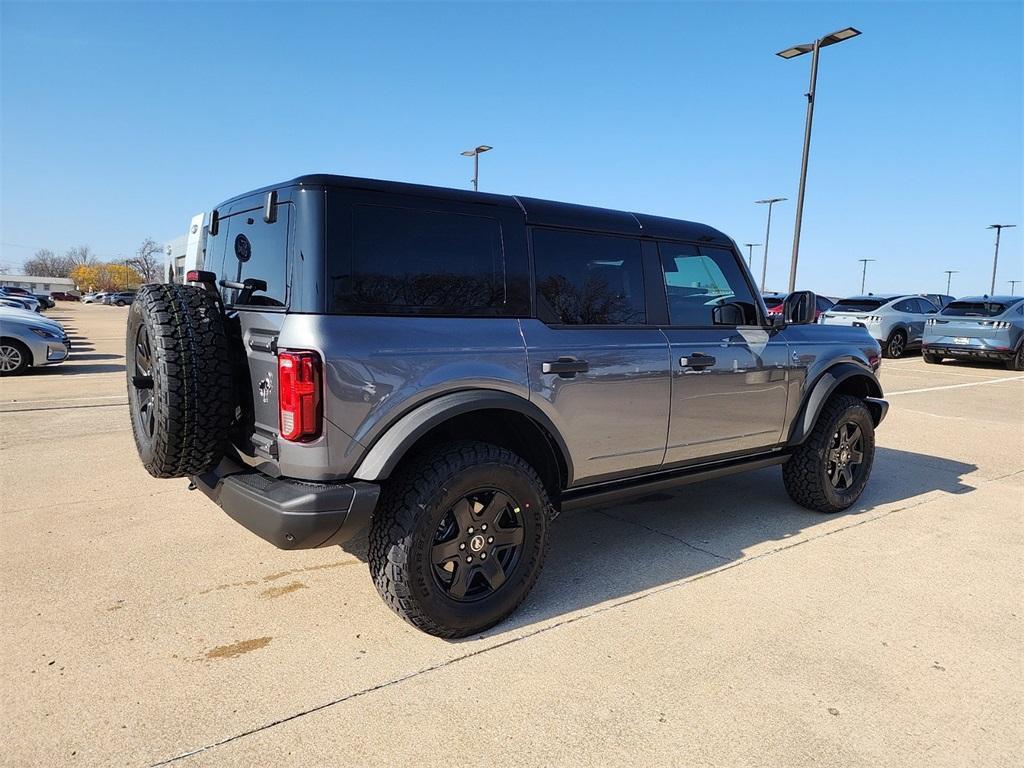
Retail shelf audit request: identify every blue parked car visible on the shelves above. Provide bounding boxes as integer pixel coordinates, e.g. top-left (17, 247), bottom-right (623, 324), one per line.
top-left (923, 296), bottom-right (1024, 370)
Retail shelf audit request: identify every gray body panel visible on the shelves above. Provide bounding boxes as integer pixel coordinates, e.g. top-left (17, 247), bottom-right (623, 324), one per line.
top-left (281, 314), bottom-right (531, 481)
top-left (662, 327), bottom-right (789, 465)
top-left (519, 320), bottom-right (671, 485)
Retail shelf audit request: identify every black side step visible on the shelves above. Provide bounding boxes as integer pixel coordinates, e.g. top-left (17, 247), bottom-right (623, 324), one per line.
top-left (561, 453), bottom-right (789, 511)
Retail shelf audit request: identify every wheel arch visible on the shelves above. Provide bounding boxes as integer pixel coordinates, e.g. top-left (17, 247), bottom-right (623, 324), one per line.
top-left (352, 390), bottom-right (572, 497)
top-left (787, 363), bottom-right (885, 446)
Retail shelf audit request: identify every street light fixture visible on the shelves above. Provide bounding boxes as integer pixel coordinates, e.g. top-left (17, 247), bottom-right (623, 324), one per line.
top-left (777, 26), bottom-right (862, 292)
top-left (743, 242), bottom-right (762, 268)
top-left (1009, 280), bottom-right (1021, 296)
top-left (987, 224), bottom-right (1016, 294)
top-left (755, 197), bottom-right (786, 291)
top-left (460, 145), bottom-right (493, 192)
top-left (857, 258), bottom-right (875, 294)
top-left (943, 270), bottom-right (959, 296)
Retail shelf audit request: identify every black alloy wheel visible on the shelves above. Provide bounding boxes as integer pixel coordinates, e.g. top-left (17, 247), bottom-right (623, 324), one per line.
top-left (132, 325), bottom-right (155, 439)
top-left (826, 421), bottom-right (865, 491)
top-left (430, 489), bottom-right (525, 601)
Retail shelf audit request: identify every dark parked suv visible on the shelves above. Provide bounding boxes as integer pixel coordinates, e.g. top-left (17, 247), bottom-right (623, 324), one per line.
top-left (126, 174), bottom-right (888, 637)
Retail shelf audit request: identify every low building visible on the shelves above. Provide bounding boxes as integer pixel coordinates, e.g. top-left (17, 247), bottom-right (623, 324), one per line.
top-left (0, 274), bottom-right (77, 294)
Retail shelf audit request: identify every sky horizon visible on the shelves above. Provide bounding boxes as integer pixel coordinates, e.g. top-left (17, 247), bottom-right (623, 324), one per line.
top-left (2, 0), bottom-right (1021, 298)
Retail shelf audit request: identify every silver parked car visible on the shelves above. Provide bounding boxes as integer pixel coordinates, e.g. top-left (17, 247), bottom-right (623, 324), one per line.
top-left (819, 294), bottom-right (938, 358)
top-left (0, 306), bottom-right (71, 375)
top-left (923, 296), bottom-right (1024, 370)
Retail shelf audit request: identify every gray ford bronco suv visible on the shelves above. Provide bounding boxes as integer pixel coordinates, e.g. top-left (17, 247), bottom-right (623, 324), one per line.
top-left (127, 174), bottom-right (888, 638)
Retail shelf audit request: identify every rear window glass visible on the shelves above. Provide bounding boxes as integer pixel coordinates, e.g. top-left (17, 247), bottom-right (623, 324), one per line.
top-left (941, 301), bottom-right (1010, 317)
top-left (533, 228), bottom-right (645, 325)
top-left (763, 296), bottom-right (785, 308)
top-left (833, 299), bottom-right (884, 312)
top-left (216, 204), bottom-right (289, 307)
top-left (331, 205), bottom-right (511, 315)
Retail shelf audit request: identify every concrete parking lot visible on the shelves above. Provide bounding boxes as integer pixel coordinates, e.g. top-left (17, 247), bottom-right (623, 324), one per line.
top-left (2, 302), bottom-right (1021, 767)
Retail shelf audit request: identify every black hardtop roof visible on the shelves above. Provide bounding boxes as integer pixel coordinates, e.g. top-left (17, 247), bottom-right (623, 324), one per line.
top-left (215, 174), bottom-right (732, 245)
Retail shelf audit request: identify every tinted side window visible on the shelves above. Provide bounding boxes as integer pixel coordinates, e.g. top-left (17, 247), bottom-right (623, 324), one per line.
top-left (917, 298), bottom-right (938, 313)
top-left (816, 296), bottom-right (835, 312)
top-left (893, 299), bottom-right (915, 313)
top-left (658, 242), bottom-right (757, 326)
top-left (220, 205), bottom-right (290, 307)
top-left (331, 205), bottom-right (511, 315)
top-left (532, 229), bottom-right (645, 325)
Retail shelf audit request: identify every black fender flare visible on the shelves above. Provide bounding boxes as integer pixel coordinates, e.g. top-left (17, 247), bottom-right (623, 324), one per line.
top-left (787, 362), bottom-right (886, 446)
top-left (352, 390), bottom-right (573, 484)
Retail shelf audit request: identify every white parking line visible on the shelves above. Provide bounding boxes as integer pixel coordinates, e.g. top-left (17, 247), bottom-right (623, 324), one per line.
top-left (883, 366), bottom-right (1012, 379)
top-left (888, 375), bottom-right (1024, 395)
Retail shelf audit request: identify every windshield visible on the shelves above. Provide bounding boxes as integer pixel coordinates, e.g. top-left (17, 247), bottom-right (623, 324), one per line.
top-left (940, 301), bottom-right (1010, 317)
top-left (833, 298), bottom-right (885, 312)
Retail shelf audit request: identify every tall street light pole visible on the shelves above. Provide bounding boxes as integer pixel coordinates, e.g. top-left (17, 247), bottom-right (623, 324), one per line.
top-left (858, 258), bottom-right (875, 294)
top-left (755, 197), bottom-right (786, 291)
top-left (460, 145), bottom-right (493, 192)
top-left (743, 242), bottom-right (762, 268)
top-left (943, 270), bottom-right (958, 295)
top-left (1008, 280), bottom-right (1020, 296)
top-left (777, 27), bottom-right (861, 292)
top-left (987, 224), bottom-right (1016, 294)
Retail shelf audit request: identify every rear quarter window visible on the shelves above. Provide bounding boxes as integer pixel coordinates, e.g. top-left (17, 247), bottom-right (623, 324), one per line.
top-left (330, 204), bottom-right (519, 316)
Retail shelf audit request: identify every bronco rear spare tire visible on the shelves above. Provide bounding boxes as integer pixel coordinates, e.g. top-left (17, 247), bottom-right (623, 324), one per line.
top-left (126, 284), bottom-right (235, 478)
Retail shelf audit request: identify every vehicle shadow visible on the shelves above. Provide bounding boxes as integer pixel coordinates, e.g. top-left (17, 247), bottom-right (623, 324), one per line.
top-left (340, 447), bottom-right (977, 639)
top-left (69, 353), bottom-right (122, 361)
top-left (31, 361), bottom-right (126, 375)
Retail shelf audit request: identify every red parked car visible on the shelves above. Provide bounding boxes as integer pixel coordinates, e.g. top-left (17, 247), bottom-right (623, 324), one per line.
top-left (763, 292), bottom-right (835, 322)
top-left (49, 292), bottom-right (81, 302)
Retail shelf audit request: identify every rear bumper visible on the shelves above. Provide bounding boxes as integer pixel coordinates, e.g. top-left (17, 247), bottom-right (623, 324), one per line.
top-left (923, 344), bottom-right (1014, 361)
top-left (191, 456), bottom-right (380, 549)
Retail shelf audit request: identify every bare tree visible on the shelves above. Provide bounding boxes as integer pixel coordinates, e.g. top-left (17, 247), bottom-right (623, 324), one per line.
top-left (23, 248), bottom-right (74, 277)
top-left (127, 238), bottom-right (163, 283)
top-left (65, 245), bottom-right (95, 268)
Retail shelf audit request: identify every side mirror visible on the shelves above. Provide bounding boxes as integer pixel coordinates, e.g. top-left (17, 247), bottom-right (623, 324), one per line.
top-left (712, 302), bottom-right (746, 326)
top-left (783, 290), bottom-right (817, 325)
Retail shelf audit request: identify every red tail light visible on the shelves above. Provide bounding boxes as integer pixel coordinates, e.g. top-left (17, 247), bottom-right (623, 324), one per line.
top-left (278, 350), bottom-right (322, 442)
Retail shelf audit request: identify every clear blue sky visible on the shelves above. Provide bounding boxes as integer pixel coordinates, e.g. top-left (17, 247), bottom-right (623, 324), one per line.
top-left (2, 1), bottom-right (1021, 297)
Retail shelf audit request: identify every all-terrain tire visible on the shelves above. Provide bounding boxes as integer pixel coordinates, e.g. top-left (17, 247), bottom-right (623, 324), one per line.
top-left (922, 351), bottom-right (943, 364)
top-left (883, 328), bottom-right (908, 359)
top-left (782, 394), bottom-right (875, 513)
top-left (125, 284), bottom-right (235, 478)
top-left (369, 441), bottom-right (553, 638)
